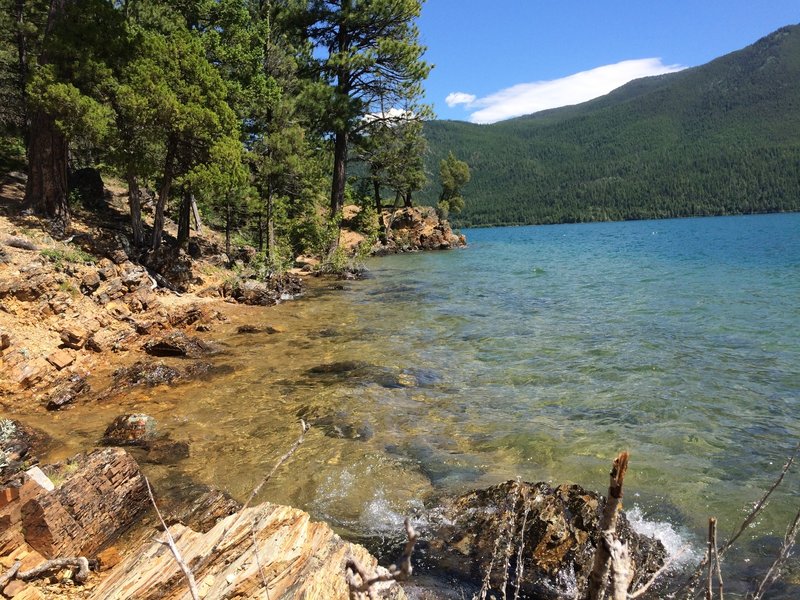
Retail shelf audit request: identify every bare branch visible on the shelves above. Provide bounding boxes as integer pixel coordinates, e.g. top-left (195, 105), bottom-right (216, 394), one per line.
top-left (144, 476), bottom-right (200, 600)
top-left (628, 547), bottom-right (688, 599)
top-left (211, 420), bottom-right (309, 554)
top-left (588, 451), bottom-right (630, 600)
top-left (604, 533), bottom-right (632, 600)
top-left (346, 517), bottom-right (419, 599)
top-left (0, 561), bottom-right (21, 588)
top-left (751, 503), bottom-right (800, 599)
top-left (17, 557), bottom-right (90, 584)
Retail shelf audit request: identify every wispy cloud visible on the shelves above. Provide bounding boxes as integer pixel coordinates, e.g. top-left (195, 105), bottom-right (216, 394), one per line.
top-left (445, 92), bottom-right (477, 107)
top-left (448, 58), bottom-right (685, 124)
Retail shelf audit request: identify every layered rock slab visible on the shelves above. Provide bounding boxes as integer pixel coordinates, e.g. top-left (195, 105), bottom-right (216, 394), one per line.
top-left (91, 503), bottom-right (405, 600)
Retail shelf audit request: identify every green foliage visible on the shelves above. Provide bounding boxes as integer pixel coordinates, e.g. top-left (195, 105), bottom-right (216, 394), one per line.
top-left (353, 202), bottom-right (380, 240)
top-left (421, 26), bottom-right (800, 227)
top-left (40, 246), bottom-right (95, 268)
top-left (438, 151), bottom-right (469, 216)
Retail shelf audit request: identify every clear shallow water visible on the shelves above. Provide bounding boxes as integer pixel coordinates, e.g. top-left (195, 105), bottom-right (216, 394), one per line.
top-left (29, 213), bottom-right (800, 596)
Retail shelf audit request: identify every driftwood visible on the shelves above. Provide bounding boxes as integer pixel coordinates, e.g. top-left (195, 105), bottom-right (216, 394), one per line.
top-left (588, 451), bottom-right (630, 600)
top-left (18, 556), bottom-right (90, 583)
top-left (145, 477), bottom-right (199, 600)
top-left (346, 518), bottom-right (418, 600)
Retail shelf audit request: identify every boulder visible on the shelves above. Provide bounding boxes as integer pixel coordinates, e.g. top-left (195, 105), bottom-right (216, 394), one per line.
top-left (425, 480), bottom-right (667, 599)
top-left (60, 325), bottom-right (88, 350)
top-left (19, 448), bottom-right (148, 558)
top-left (223, 273), bottom-right (303, 306)
top-left (45, 374), bottom-right (90, 411)
top-left (0, 421), bottom-right (50, 480)
top-left (80, 270), bottom-right (101, 294)
top-left (45, 349), bottom-right (74, 370)
top-left (100, 414), bottom-right (157, 447)
top-left (163, 485), bottom-right (241, 534)
top-left (142, 332), bottom-right (214, 358)
top-left (374, 206), bottom-right (466, 255)
top-left (90, 502), bottom-right (405, 600)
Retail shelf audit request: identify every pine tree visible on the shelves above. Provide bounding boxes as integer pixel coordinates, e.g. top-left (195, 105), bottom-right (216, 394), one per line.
top-left (303, 0), bottom-right (431, 229)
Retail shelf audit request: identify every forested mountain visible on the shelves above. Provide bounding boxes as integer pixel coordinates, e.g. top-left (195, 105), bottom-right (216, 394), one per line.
top-left (420, 25), bottom-right (800, 227)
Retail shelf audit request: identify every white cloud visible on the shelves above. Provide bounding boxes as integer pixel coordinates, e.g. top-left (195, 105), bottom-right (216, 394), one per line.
top-left (449, 58), bottom-right (685, 124)
top-left (445, 92), bottom-right (477, 107)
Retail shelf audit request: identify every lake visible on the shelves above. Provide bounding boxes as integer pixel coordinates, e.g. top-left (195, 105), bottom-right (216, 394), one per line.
top-left (36, 213), bottom-right (800, 597)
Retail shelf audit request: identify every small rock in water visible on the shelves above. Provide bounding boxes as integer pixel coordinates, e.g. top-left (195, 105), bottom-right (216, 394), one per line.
top-left (101, 414), bottom-right (157, 446)
top-left (142, 332), bottom-right (215, 358)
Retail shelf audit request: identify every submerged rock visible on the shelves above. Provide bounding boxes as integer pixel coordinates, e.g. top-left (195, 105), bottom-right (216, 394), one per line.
top-left (45, 373), bottom-right (90, 411)
top-left (142, 332), bottom-right (215, 358)
top-left (142, 439), bottom-right (190, 465)
top-left (425, 480), bottom-right (667, 599)
top-left (100, 414), bottom-right (157, 447)
top-left (0, 420), bottom-right (50, 480)
top-left (113, 361), bottom-right (183, 387)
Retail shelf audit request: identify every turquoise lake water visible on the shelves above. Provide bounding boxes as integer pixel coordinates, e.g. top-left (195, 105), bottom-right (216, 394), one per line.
top-left (38, 212), bottom-right (800, 596)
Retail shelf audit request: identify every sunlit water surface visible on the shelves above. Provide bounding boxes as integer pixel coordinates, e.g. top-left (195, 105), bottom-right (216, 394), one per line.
top-left (29, 213), bottom-right (800, 596)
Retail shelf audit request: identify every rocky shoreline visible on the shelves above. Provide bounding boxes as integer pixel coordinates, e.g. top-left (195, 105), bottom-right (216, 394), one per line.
top-left (0, 175), bottom-right (669, 599)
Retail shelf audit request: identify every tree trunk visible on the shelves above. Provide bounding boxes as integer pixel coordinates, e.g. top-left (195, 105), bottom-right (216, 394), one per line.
top-left (225, 199), bottom-right (232, 259)
top-left (373, 178), bottom-right (382, 213)
top-left (190, 194), bottom-right (202, 232)
top-left (25, 108), bottom-right (69, 234)
top-left (266, 189), bottom-right (275, 262)
top-left (176, 186), bottom-right (191, 249)
top-left (403, 190), bottom-right (413, 208)
top-left (330, 129), bottom-right (348, 218)
top-left (152, 138), bottom-right (176, 250)
top-left (14, 0), bottom-right (28, 138)
top-left (126, 171), bottom-right (144, 247)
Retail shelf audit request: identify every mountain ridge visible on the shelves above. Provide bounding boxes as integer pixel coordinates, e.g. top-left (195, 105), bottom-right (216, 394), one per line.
top-left (420, 24), bottom-right (800, 227)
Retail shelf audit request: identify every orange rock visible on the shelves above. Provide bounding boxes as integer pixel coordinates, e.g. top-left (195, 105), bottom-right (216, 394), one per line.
top-left (2, 579), bottom-right (27, 598)
top-left (10, 586), bottom-right (45, 600)
top-left (96, 547), bottom-right (122, 571)
top-left (45, 350), bottom-right (74, 370)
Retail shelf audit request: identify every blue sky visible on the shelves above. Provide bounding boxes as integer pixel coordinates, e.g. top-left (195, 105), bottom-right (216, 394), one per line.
top-left (418, 1), bottom-right (799, 123)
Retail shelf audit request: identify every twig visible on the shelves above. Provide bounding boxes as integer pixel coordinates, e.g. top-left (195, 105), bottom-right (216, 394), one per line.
top-left (0, 561), bottom-right (21, 588)
top-left (513, 488), bottom-right (532, 600)
top-left (251, 522), bottom-right (270, 598)
top-left (211, 420), bottom-right (309, 554)
top-left (675, 441), bottom-right (800, 598)
top-left (705, 519), bottom-right (715, 600)
top-left (628, 547), bottom-right (687, 599)
top-left (346, 518), bottom-right (419, 599)
top-left (588, 451), bottom-right (630, 600)
top-left (145, 476), bottom-right (200, 600)
top-left (751, 503), bottom-right (800, 599)
top-left (17, 557), bottom-right (90, 584)
top-left (711, 519), bottom-right (723, 600)
top-left (720, 440), bottom-right (800, 558)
